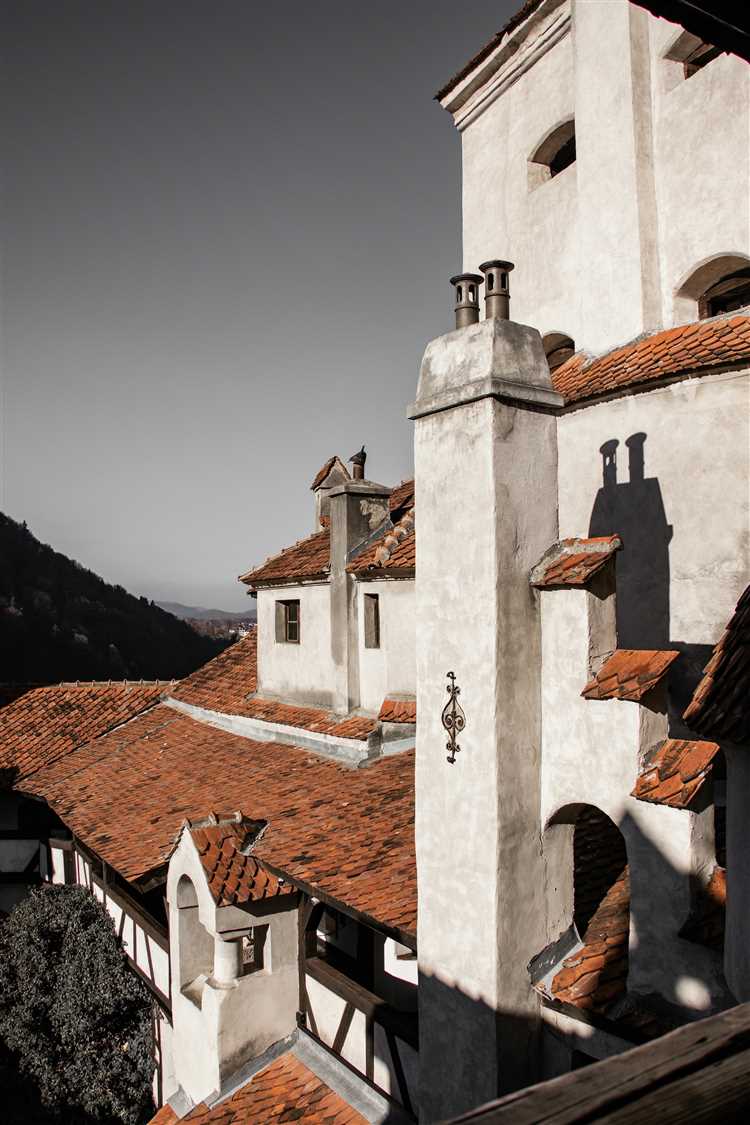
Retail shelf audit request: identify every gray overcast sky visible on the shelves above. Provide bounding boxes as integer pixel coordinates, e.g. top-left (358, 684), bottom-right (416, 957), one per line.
top-left (1, 0), bottom-right (516, 610)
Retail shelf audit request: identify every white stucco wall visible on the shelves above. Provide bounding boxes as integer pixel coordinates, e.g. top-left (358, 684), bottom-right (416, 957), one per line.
top-left (256, 583), bottom-right (337, 708)
top-left (557, 372), bottom-right (750, 650)
top-left (356, 579), bottom-right (415, 714)
top-left (458, 0), bottom-right (750, 356)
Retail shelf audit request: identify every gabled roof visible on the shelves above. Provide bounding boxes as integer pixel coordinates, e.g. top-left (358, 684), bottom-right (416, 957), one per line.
top-left (188, 816), bottom-right (294, 907)
top-left (239, 529), bottom-right (330, 588)
top-left (582, 649), bottom-right (680, 702)
top-left (150, 1052), bottom-right (365, 1125)
top-left (0, 680), bottom-right (172, 782)
top-left (683, 584), bottom-right (750, 743)
top-left (553, 314), bottom-right (750, 406)
top-left (530, 536), bottom-right (621, 588)
top-left (631, 738), bottom-right (720, 809)
top-left (310, 454), bottom-right (350, 491)
top-left (20, 705), bottom-right (416, 938)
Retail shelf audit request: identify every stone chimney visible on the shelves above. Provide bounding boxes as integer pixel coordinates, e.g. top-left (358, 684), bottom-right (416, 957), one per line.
top-left (409, 282), bottom-right (563, 1118)
top-left (328, 454), bottom-right (389, 714)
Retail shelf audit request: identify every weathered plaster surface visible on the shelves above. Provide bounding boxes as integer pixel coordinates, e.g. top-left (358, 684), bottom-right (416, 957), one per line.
top-left (256, 583), bottom-right (336, 708)
top-left (357, 579), bottom-right (415, 714)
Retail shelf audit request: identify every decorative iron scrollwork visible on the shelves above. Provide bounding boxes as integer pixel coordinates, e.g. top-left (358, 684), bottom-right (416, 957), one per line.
top-left (441, 671), bottom-right (466, 764)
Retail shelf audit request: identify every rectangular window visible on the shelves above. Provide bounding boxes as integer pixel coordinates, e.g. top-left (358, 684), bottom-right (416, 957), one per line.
top-left (275, 599), bottom-right (300, 644)
top-left (242, 925), bottom-right (269, 975)
top-left (364, 593), bottom-right (380, 649)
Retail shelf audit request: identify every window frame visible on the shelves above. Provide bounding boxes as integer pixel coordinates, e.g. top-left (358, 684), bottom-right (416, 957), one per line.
top-left (275, 598), bottom-right (301, 644)
top-left (364, 592), bottom-right (381, 649)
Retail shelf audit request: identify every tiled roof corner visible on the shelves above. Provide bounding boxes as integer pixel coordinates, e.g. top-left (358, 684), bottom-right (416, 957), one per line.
top-left (435, 0), bottom-right (545, 101)
top-left (553, 314), bottom-right (750, 406)
top-left (239, 529), bottom-right (330, 588)
top-left (149, 1051), bottom-right (366, 1124)
top-left (310, 455), bottom-right (351, 491)
top-left (631, 738), bottom-right (720, 809)
top-left (0, 680), bottom-right (173, 781)
top-left (348, 507), bottom-right (415, 575)
top-left (389, 478), bottom-right (415, 517)
top-left (170, 629), bottom-right (257, 711)
top-left (530, 535), bottom-right (621, 588)
top-left (189, 817), bottom-right (294, 907)
top-left (683, 584), bottom-right (750, 743)
top-left (379, 697), bottom-right (416, 724)
top-left (582, 649), bottom-right (680, 702)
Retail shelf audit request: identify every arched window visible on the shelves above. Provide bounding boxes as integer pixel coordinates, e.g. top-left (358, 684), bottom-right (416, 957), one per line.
top-left (543, 332), bottom-right (575, 372)
top-left (176, 875), bottom-right (213, 997)
top-left (664, 30), bottom-right (722, 81)
top-left (675, 254), bottom-right (750, 323)
top-left (529, 120), bottom-right (576, 190)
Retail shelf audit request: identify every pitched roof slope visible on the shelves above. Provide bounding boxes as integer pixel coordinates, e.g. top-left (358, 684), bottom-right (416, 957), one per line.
top-left (170, 629), bottom-right (257, 711)
top-left (435, 0), bottom-right (545, 100)
top-left (21, 705), bottom-right (416, 937)
top-left (348, 507), bottom-right (415, 575)
top-left (0, 680), bottom-right (171, 781)
top-left (310, 455), bottom-right (350, 491)
top-left (553, 315), bottom-right (750, 405)
top-left (189, 818), bottom-right (294, 907)
top-left (239, 529), bottom-right (330, 588)
top-left (582, 650), bottom-right (679, 702)
top-left (150, 1052), bottom-right (365, 1124)
top-left (683, 584), bottom-right (750, 743)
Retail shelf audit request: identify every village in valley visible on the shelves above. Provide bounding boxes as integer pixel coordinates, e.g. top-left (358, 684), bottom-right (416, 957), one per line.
top-left (1, 1), bottom-right (749, 1123)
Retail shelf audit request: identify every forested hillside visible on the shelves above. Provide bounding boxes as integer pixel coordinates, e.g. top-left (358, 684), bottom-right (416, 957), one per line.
top-left (0, 513), bottom-right (227, 684)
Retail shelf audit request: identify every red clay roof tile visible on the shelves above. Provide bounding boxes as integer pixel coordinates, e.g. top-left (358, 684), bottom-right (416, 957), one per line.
top-left (582, 649), bottom-right (679, 702)
top-left (20, 705), bottom-right (416, 937)
top-left (188, 817), bottom-right (294, 907)
top-left (150, 1052), bottom-right (366, 1124)
top-left (348, 507), bottom-right (415, 576)
top-left (530, 536), bottom-right (621, 589)
top-left (378, 697), bottom-right (416, 724)
top-left (631, 738), bottom-right (720, 809)
top-left (553, 315), bottom-right (750, 406)
top-left (389, 479), bottom-right (414, 517)
top-left (310, 455), bottom-right (350, 491)
top-left (239, 530), bottom-right (330, 588)
top-left (683, 584), bottom-right (750, 743)
top-left (0, 680), bottom-right (172, 782)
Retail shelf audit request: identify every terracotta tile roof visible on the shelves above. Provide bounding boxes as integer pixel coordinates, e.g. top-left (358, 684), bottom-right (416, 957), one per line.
top-left (150, 1052), bottom-right (366, 1124)
top-left (582, 649), bottom-right (680, 702)
top-left (435, 0), bottom-right (544, 100)
top-left (0, 680), bottom-right (172, 782)
top-left (347, 508), bottom-right (415, 575)
top-left (389, 478), bottom-right (414, 517)
top-left (631, 738), bottom-right (720, 809)
top-left (239, 530), bottom-right (330, 589)
top-left (553, 315), bottom-right (750, 406)
top-left (242, 699), bottom-right (376, 740)
top-left (310, 455), bottom-right (350, 491)
top-left (171, 630), bottom-right (257, 711)
top-left (378, 697), bottom-right (416, 724)
top-left (188, 816), bottom-right (294, 907)
top-left (21, 706), bottom-right (416, 937)
top-left (683, 584), bottom-right (750, 743)
top-left (530, 536), bottom-right (621, 588)
top-left (680, 866), bottom-right (726, 952)
top-left (551, 866), bottom-right (629, 1013)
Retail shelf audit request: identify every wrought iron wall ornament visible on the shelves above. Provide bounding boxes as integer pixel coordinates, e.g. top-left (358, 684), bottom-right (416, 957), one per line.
top-left (442, 671), bottom-right (466, 764)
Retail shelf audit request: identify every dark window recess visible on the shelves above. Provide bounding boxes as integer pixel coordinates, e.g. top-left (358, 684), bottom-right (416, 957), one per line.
top-left (544, 335), bottom-right (575, 372)
top-left (699, 269), bottom-right (750, 319)
top-left (548, 133), bottom-right (576, 177)
top-left (713, 751), bottom-right (727, 869)
top-left (242, 925), bottom-right (268, 975)
top-left (275, 599), bottom-right (300, 644)
top-left (684, 41), bottom-right (722, 78)
top-left (364, 593), bottom-right (380, 649)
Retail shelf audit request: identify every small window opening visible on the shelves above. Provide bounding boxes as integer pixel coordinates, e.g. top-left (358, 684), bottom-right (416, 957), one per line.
top-left (488, 273), bottom-right (494, 288)
top-left (457, 285), bottom-right (463, 301)
top-left (543, 332), bottom-right (575, 373)
top-left (684, 40), bottom-right (722, 79)
top-left (468, 285), bottom-right (475, 301)
top-left (242, 925), bottom-right (269, 975)
top-left (699, 269), bottom-right (750, 319)
top-left (529, 120), bottom-right (576, 191)
top-left (500, 272), bottom-right (508, 288)
top-left (275, 599), bottom-right (300, 643)
top-left (364, 593), bottom-right (380, 649)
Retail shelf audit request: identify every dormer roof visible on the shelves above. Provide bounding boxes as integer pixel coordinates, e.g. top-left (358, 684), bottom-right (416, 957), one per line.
top-left (310, 455), bottom-right (350, 491)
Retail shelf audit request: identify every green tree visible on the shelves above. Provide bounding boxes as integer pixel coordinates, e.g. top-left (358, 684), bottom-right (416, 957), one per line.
top-left (0, 885), bottom-right (154, 1124)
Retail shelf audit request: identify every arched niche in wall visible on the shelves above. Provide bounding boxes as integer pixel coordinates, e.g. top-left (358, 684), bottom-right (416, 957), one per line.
top-left (542, 331), bottom-right (575, 373)
top-left (674, 253), bottom-right (750, 323)
top-left (534, 804), bottom-right (630, 1015)
top-left (176, 874), bottom-right (213, 996)
top-left (528, 118), bottom-right (576, 191)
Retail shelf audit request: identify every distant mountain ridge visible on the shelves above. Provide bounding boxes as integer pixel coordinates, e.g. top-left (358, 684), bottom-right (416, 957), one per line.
top-left (0, 512), bottom-right (228, 684)
top-left (156, 601), bottom-right (256, 623)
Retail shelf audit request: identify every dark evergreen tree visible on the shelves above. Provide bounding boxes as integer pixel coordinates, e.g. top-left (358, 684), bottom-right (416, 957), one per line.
top-left (0, 885), bottom-right (154, 1124)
